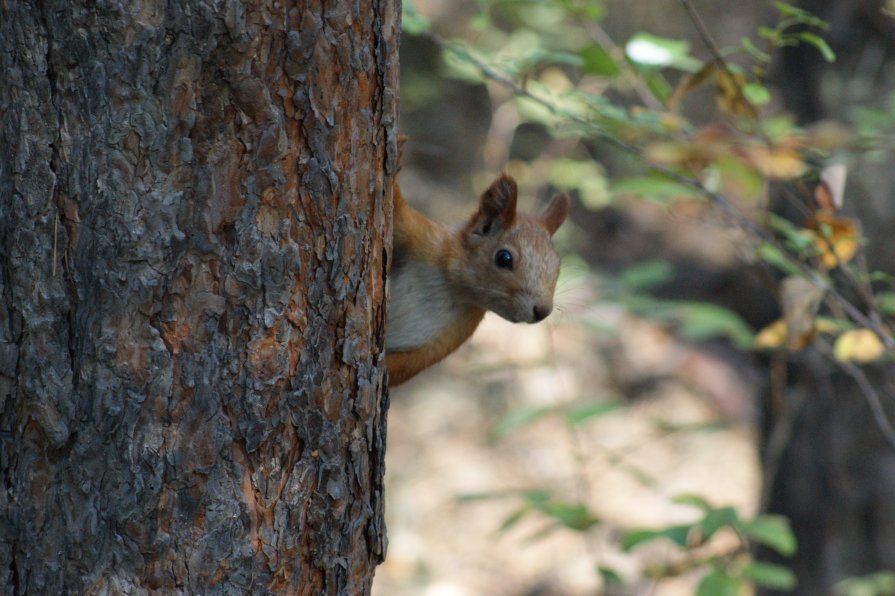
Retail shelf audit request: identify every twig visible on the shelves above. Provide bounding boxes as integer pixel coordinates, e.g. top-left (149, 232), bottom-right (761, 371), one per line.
top-left (678, 0), bottom-right (729, 71)
top-left (678, 0), bottom-right (757, 120)
top-left (759, 357), bottom-right (801, 510)
top-left (578, 19), bottom-right (665, 112)
top-left (420, 29), bottom-right (895, 353)
top-left (816, 341), bottom-right (895, 451)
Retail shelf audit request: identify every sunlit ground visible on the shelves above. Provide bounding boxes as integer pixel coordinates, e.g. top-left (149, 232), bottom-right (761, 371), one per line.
top-left (379, 1), bottom-right (769, 591)
top-left (373, 291), bottom-right (761, 595)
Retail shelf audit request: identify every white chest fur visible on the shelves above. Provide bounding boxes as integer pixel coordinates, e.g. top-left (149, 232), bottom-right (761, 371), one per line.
top-left (386, 260), bottom-right (461, 352)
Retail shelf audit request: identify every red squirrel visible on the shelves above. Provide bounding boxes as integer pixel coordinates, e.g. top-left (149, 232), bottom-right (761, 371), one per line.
top-left (385, 173), bottom-right (570, 386)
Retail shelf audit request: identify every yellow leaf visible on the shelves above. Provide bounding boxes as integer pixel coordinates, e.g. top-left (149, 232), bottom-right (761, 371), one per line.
top-left (744, 145), bottom-right (805, 179)
top-left (833, 329), bottom-right (886, 363)
top-left (808, 211), bottom-right (859, 269)
top-left (644, 142), bottom-right (691, 167)
top-left (659, 112), bottom-right (687, 133)
top-left (754, 319), bottom-right (788, 349)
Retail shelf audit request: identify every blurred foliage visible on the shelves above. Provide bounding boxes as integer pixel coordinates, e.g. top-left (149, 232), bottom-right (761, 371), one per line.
top-left (401, 0), bottom-right (895, 592)
top-left (600, 259), bottom-right (756, 349)
top-left (835, 571), bottom-right (895, 596)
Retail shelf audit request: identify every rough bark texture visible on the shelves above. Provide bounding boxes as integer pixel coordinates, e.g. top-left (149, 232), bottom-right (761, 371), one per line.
top-left (0, 0), bottom-right (398, 593)
top-left (756, 2), bottom-right (895, 593)
top-left (760, 360), bottom-right (895, 595)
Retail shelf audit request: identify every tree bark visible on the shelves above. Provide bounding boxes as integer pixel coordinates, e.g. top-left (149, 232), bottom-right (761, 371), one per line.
top-left (760, 360), bottom-right (895, 595)
top-left (0, 1), bottom-right (398, 593)
top-left (756, 3), bottom-right (895, 592)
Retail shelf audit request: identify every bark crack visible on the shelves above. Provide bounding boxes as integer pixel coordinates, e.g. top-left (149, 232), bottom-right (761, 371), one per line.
top-left (38, 2), bottom-right (81, 393)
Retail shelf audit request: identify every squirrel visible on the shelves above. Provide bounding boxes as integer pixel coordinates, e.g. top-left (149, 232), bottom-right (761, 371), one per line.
top-left (385, 170), bottom-right (570, 386)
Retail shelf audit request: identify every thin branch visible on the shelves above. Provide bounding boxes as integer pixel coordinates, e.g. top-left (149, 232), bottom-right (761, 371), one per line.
top-left (816, 341), bottom-right (895, 452)
top-left (678, 0), bottom-right (758, 120)
top-left (577, 19), bottom-right (665, 112)
top-left (421, 30), bottom-right (895, 352)
top-left (678, 0), bottom-right (729, 71)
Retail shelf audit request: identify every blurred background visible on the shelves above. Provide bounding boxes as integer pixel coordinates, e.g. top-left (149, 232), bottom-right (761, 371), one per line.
top-left (374, 1), bottom-right (895, 594)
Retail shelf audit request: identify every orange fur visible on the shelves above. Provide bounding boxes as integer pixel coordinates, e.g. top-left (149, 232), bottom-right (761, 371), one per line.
top-left (385, 305), bottom-right (485, 385)
top-left (385, 168), bottom-right (569, 386)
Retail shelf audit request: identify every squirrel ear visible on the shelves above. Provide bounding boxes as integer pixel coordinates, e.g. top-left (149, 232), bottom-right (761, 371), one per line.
top-left (396, 134), bottom-right (409, 171)
top-left (471, 174), bottom-right (517, 236)
top-left (540, 193), bottom-right (570, 236)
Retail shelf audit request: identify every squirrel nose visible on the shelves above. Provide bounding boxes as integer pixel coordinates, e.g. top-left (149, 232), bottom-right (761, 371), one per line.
top-left (532, 303), bottom-right (552, 322)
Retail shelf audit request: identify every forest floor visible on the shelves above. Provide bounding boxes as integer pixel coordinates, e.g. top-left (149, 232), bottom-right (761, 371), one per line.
top-left (372, 283), bottom-right (762, 596)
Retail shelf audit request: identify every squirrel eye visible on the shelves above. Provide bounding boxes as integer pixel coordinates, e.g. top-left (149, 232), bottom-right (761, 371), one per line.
top-left (494, 249), bottom-right (514, 270)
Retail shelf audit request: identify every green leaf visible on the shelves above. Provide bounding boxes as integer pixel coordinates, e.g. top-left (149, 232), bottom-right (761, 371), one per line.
top-left (835, 571), bottom-right (895, 596)
top-left (468, 13), bottom-right (491, 30)
top-left (520, 489), bottom-right (552, 506)
top-left (455, 490), bottom-right (508, 503)
top-left (498, 507), bottom-right (529, 532)
top-left (672, 494), bottom-right (712, 511)
top-left (651, 419), bottom-right (726, 433)
top-left (618, 260), bottom-right (674, 291)
top-left (699, 506), bottom-right (739, 538)
top-left (402, 0), bottom-right (431, 35)
top-left (877, 292), bottom-right (895, 316)
top-left (741, 36), bottom-right (772, 62)
top-left (643, 71), bottom-right (673, 103)
top-left (580, 44), bottom-right (620, 76)
top-left (774, 1), bottom-right (811, 19)
top-left (622, 524), bottom-right (692, 550)
top-left (565, 401), bottom-right (623, 426)
top-left (756, 242), bottom-right (802, 276)
top-left (491, 405), bottom-right (554, 439)
top-left (758, 25), bottom-right (780, 43)
top-left (625, 33), bottom-right (702, 71)
top-left (598, 566), bottom-right (624, 585)
top-left (774, 1), bottom-right (829, 28)
top-left (739, 515), bottom-right (798, 557)
top-left (549, 159), bottom-right (610, 209)
top-left (716, 156), bottom-right (764, 200)
top-left (551, 51), bottom-right (589, 68)
top-left (610, 175), bottom-right (704, 204)
top-left (767, 213), bottom-right (817, 252)
top-left (442, 43), bottom-right (491, 84)
top-left (696, 569), bottom-right (742, 596)
top-left (797, 31), bottom-right (836, 62)
top-left (740, 561), bottom-right (797, 590)
top-left (743, 82), bottom-right (771, 106)
top-left (672, 302), bottom-right (756, 349)
top-left (761, 114), bottom-right (799, 141)
top-left (621, 529), bottom-right (663, 551)
top-left (539, 501), bottom-right (600, 531)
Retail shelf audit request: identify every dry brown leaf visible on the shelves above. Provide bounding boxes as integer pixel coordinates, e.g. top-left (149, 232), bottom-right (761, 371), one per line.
top-left (814, 163), bottom-right (847, 211)
top-left (781, 276), bottom-right (824, 350)
top-left (807, 211), bottom-right (859, 269)
top-left (715, 69), bottom-right (758, 119)
top-left (669, 63), bottom-right (717, 111)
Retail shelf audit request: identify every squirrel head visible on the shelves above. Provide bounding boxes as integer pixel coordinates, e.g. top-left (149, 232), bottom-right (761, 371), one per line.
top-left (453, 174), bottom-right (569, 324)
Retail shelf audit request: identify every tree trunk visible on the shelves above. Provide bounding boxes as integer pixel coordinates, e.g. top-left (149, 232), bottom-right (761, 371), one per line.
top-left (0, 1), bottom-right (398, 593)
top-left (755, 3), bottom-right (895, 592)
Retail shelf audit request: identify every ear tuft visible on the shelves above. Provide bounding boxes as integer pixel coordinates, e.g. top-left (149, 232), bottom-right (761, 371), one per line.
top-left (472, 174), bottom-right (518, 235)
top-left (541, 193), bottom-right (570, 235)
